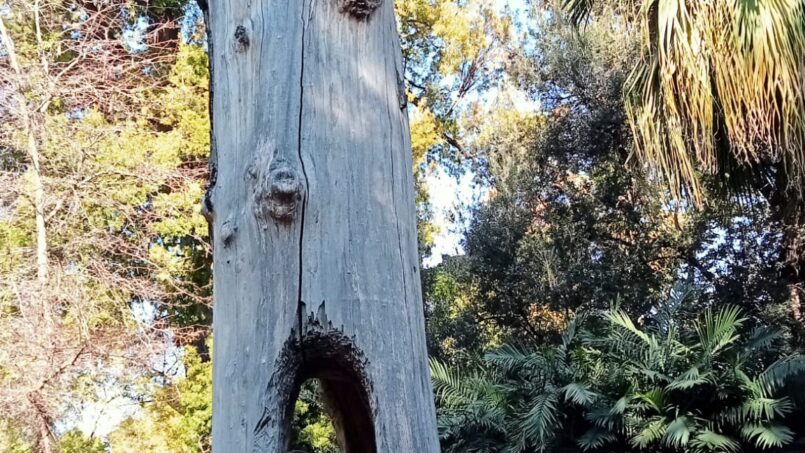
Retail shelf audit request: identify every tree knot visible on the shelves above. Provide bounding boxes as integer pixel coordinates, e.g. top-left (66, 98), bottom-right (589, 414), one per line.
top-left (249, 152), bottom-right (304, 225)
top-left (339, 0), bottom-right (381, 20)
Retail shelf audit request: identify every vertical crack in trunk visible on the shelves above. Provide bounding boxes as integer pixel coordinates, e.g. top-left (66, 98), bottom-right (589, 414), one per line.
top-left (385, 55), bottom-right (411, 339)
top-left (296, 0), bottom-right (312, 356)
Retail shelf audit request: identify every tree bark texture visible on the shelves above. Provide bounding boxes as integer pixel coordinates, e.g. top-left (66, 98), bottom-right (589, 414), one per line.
top-left (206, 1), bottom-right (440, 451)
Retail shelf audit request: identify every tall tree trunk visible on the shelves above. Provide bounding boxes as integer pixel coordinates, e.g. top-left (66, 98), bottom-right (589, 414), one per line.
top-left (0, 15), bottom-right (48, 284)
top-left (28, 392), bottom-right (53, 453)
top-left (781, 204), bottom-right (804, 322)
top-left (770, 164), bottom-right (805, 324)
top-left (36, 420), bottom-right (52, 453)
top-left (28, 122), bottom-right (48, 284)
top-left (205, 1), bottom-right (439, 452)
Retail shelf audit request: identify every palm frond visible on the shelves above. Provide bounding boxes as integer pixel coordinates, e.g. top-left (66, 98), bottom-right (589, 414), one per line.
top-left (561, 382), bottom-right (598, 407)
top-left (484, 343), bottom-right (551, 377)
top-left (690, 430), bottom-right (741, 453)
top-left (431, 359), bottom-right (500, 409)
top-left (577, 426), bottom-right (618, 451)
top-left (654, 281), bottom-right (694, 335)
top-left (567, 0), bottom-right (805, 202)
top-left (631, 417), bottom-right (667, 449)
top-left (519, 391), bottom-right (561, 447)
top-left (695, 305), bottom-right (745, 355)
top-left (627, 0), bottom-right (805, 202)
top-left (606, 309), bottom-right (652, 345)
top-left (741, 326), bottom-right (781, 354)
top-left (666, 366), bottom-right (712, 391)
top-left (757, 355), bottom-right (805, 396)
top-left (741, 423), bottom-right (795, 449)
top-left (562, 0), bottom-right (596, 25)
top-left (634, 388), bottom-right (664, 412)
top-left (662, 415), bottom-right (693, 449)
top-left (721, 396), bottom-right (795, 425)
top-left (585, 407), bottom-right (619, 430)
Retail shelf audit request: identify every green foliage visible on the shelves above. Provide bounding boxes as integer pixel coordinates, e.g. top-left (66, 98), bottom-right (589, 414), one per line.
top-left (0, 420), bottom-right (32, 453)
top-left (290, 381), bottom-right (338, 453)
top-left (58, 430), bottom-right (105, 453)
top-left (1, 0), bottom-right (802, 451)
top-left (110, 343), bottom-right (212, 453)
top-left (423, 255), bottom-right (499, 363)
top-left (110, 346), bottom-right (339, 453)
top-left (396, 0), bottom-right (516, 255)
top-left (461, 11), bottom-right (684, 340)
top-left (441, 0), bottom-right (795, 351)
top-left (433, 285), bottom-right (805, 452)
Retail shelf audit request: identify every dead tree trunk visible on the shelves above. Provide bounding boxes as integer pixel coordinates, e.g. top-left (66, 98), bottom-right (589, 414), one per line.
top-left (205, 0), bottom-right (440, 451)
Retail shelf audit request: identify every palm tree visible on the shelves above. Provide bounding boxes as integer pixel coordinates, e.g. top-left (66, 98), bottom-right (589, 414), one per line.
top-left (431, 284), bottom-right (805, 452)
top-left (563, 0), bottom-right (805, 200)
top-left (562, 0), bottom-right (805, 321)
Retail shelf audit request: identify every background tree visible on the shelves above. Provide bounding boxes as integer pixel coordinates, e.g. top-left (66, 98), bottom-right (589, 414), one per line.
top-left (0, 1), bottom-right (212, 450)
top-left (395, 0), bottom-right (516, 256)
top-left (427, 3), bottom-right (805, 448)
top-left (563, 0), bottom-right (805, 322)
top-left (450, 4), bottom-right (690, 342)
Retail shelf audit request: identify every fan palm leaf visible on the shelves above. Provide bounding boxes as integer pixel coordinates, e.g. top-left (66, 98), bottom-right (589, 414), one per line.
top-left (741, 422), bottom-right (795, 449)
top-left (690, 430), bottom-right (741, 453)
top-left (564, 0), bottom-right (805, 202)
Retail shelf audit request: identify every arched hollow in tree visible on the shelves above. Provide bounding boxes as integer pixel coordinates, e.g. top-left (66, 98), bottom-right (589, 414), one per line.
top-left (253, 304), bottom-right (377, 453)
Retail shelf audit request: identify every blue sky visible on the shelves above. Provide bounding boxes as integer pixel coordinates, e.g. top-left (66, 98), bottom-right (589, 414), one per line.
top-left (423, 0), bottom-right (534, 267)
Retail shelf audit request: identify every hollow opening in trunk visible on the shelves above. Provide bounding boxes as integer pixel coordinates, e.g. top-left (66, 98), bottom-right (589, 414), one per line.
top-left (289, 375), bottom-right (375, 453)
top-left (280, 318), bottom-right (377, 453)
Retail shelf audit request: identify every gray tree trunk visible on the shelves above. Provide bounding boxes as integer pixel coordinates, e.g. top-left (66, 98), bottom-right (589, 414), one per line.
top-left (205, 0), bottom-right (440, 451)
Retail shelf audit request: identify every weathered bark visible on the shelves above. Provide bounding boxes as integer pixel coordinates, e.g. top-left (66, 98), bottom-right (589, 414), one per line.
top-left (206, 1), bottom-right (439, 451)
